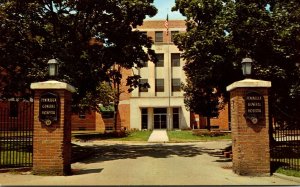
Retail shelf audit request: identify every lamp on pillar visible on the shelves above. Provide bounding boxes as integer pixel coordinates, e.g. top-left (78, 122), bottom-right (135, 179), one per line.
top-left (48, 59), bottom-right (59, 78)
top-left (241, 57), bottom-right (252, 78)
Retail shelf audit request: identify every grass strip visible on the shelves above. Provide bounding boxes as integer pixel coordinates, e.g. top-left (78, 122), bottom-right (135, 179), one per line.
top-left (167, 130), bottom-right (231, 142)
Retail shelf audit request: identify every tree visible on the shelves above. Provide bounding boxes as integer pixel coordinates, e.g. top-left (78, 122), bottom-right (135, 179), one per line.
top-left (0, 0), bottom-right (157, 110)
top-left (108, 63), bottom-right (123, 131)
top-left (173, 0), bottom-right (300, 125)
top-left (108, 64), bottom-right (150, 131)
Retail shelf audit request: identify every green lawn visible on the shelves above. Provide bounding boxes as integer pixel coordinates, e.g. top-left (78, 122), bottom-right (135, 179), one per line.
top-left (109, 131), bottom-right (152, 141)
top-left (0, 131), bottom-right (33, 137)
top-left (0, 151), bottom-right (32, 166)
top-left (72, 130), bottom-right (152, 142)
top-left (72, 130), bottom-right (231, 142)
top-left (276, 167), bottom-right (300, 178)
top-left (167, 130), bottom-right (231, 142)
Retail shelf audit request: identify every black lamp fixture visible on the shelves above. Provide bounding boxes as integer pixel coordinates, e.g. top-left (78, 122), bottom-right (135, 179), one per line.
top-left (48, 59), bottom-right (59, 77)
top-left (241, 57), bottom-right (252, 78)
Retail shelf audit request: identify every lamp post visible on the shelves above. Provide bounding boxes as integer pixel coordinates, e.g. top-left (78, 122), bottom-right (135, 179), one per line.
top-left (241, 57), bottom-right (252, 78)
top-left (48, 59), bottom-right (59, 78)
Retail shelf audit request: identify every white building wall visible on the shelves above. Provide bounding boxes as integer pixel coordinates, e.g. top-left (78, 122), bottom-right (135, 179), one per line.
top-left (130, 20), bottom-right (189, 130)
top-left (129, 97), bottom-right (190, 130)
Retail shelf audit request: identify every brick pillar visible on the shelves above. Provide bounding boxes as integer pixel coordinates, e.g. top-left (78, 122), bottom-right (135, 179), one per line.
top-left (226, 79), bottom-right (271, 176)
top-left (31, 80), bottom-right (75, 176)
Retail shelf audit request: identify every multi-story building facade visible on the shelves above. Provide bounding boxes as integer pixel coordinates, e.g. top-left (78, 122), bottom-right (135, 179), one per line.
top-left (0, 20), bottom-right (229, 132)
top-left (129, 20), bottom-right (190, 130)
top-left (71, 20), bottom-right (229, 131)
top-left (0, 17), bottom-right (230, 133)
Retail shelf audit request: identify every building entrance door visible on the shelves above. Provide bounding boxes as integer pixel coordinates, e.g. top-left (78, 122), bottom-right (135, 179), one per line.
top-left (154, 114), bottom-right (167, 129)
top-left (154, 108), bottom-right (167, 129)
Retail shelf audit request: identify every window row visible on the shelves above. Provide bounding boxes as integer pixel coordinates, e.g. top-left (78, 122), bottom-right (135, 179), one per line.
top-left (154, 31), bottom-right (179, 43)
top-left (139, 79), bottom-right (181, 92)
top-left (141, 31), bottom-right (179, 43)
top-left (141, 53), bottom-right (181, 67)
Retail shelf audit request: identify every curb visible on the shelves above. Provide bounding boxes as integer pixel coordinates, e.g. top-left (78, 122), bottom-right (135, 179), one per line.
top-left (73, 139), bottom-right (232, 144)
top-left (147, 141), bottom-right (169, 143)
top-left (0, 167), bottom-right (31, 173)
top-left (273, 173), bottom-right (300, 183)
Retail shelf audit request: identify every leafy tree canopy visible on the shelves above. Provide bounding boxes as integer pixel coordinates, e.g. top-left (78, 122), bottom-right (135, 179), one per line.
top-left (0, 0), bottom-right (157, 109)
top-left (173, 0), bottom-right (300, 120)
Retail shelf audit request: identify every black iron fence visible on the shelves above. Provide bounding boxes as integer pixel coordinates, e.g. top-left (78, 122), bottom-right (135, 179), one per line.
top-left (270, 105), bottom-right (300, 171)
top-left (0, 101), bottom-right (33, 168)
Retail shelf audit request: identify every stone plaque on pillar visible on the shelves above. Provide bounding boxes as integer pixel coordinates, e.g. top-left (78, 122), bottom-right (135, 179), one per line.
top-left (244, 91), bottom-right (264, 125)
top-left (39, 92), bottom-right (60, 126)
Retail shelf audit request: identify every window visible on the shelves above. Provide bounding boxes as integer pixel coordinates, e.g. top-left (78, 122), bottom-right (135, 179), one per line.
top-left (156, 54), bottom-right (164, 67)
top-left (155, 79), bottom-right (164, 92)
top-left (171, 31), bottom-right (179, 42)
top-left (154, 108), bottom-right (167, 129)
top-left (173, 108), bottom-right (179, 129)
top-left (155, 31), bottom-right (163, 42)
top-left (78, 111), bottom-right (86, 119)
top-left (172, 79), bottom-right (181, 92)
top-left (154, 108), bottom-right (167, 114)
top-left (139, 79), bottom-right (149, 92)
top-left (102, 112), bottom-right (114, 118)
top-left (9, 101), bottom-right (18, 117)
top-left (171, 53), bottom-right (180, 67)
top-left (141, 108), bottom-right (148, 129)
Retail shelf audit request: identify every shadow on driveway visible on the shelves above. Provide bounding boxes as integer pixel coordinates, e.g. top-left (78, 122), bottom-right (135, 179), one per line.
top-left (72, 168), bottom-right (104, 175)
top-left (73, 143), bottom-right (231, 164)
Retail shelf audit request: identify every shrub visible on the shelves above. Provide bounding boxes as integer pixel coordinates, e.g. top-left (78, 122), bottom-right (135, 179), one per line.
top-left (192, 129), bottom-right (226, 137)
top-left (105, 130), bottom-right (129, 138)
top-left (128, 128), bottom-right (140, 132)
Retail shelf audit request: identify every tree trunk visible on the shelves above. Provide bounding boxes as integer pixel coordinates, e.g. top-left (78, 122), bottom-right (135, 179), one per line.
top-left (206, 117), bottom-right (211, 131)
top-left (113, 75), bottom-right (120, 132)
top-left (114, 104), bottom-right (119, 131)
top-left (111, 64), bottom-right (122, 132)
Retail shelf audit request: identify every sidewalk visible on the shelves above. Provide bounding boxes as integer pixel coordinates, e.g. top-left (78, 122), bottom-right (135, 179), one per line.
top-left (147, 130), bottom-right (169, 143)
top-left (0, 141), bottom-right (299, 185)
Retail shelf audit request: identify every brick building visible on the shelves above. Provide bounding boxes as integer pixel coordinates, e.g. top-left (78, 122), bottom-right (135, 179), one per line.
top-left (0, 20), bottom-right (230, 131)
top-left (71, 66), bottom-right (132, 132)
top-left (72, 20), bottom-right (230, 131)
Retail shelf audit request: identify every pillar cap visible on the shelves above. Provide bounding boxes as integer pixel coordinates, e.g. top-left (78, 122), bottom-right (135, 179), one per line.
top-left (30, 80), bottom-right (76, 93)
top-left (226, 78), bottom-right (271, 92)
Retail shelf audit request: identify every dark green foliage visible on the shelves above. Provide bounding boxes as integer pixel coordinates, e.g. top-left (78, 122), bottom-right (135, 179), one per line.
top-left (0, 0), bottom-right (157, 109)
top-left (72, 130), bottom-right (129, 142)
top-left (173, 0), bottom-right (300, 122)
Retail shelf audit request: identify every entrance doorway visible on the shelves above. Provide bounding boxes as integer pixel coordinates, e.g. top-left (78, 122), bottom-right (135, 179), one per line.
top-left (154, 108), bottom-right (167, 129)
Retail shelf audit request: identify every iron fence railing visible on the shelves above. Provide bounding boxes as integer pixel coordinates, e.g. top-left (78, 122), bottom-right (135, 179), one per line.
top-left (270, 105), bottom-right (300, 171)
top-left (0, 102), bottom-right (33, 168)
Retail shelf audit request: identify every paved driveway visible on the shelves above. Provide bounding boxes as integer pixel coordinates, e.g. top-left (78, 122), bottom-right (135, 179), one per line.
top-left (0, 140), bottom-right (299, 185)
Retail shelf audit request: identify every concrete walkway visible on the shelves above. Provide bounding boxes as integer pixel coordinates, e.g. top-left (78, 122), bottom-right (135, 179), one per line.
top-left (147, 130), bottom-right (169, 142)
top-left (0, 141), bottom-right (299, 185)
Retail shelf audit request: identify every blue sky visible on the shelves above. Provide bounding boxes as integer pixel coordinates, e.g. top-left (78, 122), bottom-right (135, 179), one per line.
top-left (146, 0), bottom-right (186, 20)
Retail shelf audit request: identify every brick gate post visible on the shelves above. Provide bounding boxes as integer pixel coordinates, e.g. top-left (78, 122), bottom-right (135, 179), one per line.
top-left (226, 79), bottom-right (271, 176)
top-left (31, 80), bottom-right (75, 175)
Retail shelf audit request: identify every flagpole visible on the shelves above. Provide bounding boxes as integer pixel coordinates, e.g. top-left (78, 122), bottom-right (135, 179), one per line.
top-left (165, 14), bottom-right (171, 130)
top-left (165, 14), bottom-right (169, 36)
